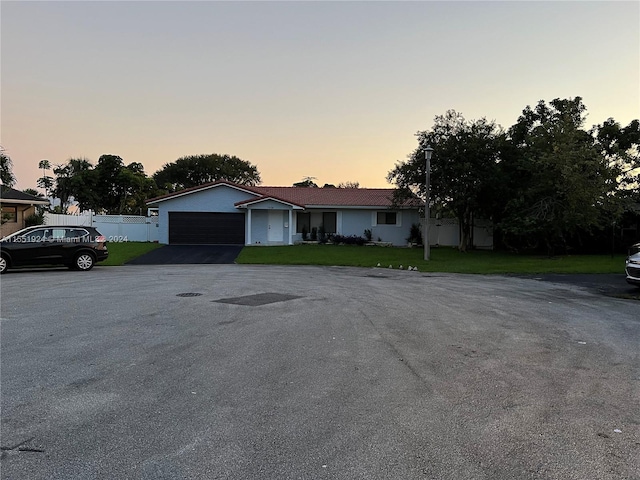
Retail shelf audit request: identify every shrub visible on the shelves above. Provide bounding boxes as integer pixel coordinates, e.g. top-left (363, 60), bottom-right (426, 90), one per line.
top-left (310, 227), bottom-right (318, 241)
top-left (25, 212), bottom-right (45, 227)
top-left (407, 223), bottom-right (423, 245)
top-left (302, 225), bottom-right (308, 241)
top-left (318, 225), bottom-right (327, 244)
top-left (364, 229), bottom-right (372, 242)
top-left (332, 234), bottom-right (367, 246)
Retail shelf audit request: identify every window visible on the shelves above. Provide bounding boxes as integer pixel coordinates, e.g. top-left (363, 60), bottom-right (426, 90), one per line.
top-left (376, 212), bottom-right (397, 225)
top-left (1, 206), bottom-right (17, 223)
top-left (323, 212), bottom-right (337, 234)
top-left (19, 228), bottom-right (47, 242)
top-left (66, 228), bottom-right (89, 240)
top-left (51, 229), bottom-right (66, 240)
top-left (296, 213), bottom-right (310, 234)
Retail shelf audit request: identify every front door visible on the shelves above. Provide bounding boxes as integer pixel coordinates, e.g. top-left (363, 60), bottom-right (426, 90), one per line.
top-left (267, 210), bottom-right (283, 242)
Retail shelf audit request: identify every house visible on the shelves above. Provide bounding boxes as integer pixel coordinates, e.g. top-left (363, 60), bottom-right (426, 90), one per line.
top-left (0, 187), bottom-right (50, 237)
top-left (146, 181), bottom-right (421, 246)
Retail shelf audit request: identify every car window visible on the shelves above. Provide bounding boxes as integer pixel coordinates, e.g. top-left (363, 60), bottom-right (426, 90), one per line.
top-left (51, 229), bottom-right (66, 240)
top-left (18, 228), bottom-right (48, 242)
top-left (65, 229), bottom-right (89, 240)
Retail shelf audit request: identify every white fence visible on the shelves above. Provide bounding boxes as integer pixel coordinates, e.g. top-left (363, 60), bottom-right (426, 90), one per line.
top-left (426, 217), bottom-right (493, 249)
top-left (44, 213), bottom-right (159, 242)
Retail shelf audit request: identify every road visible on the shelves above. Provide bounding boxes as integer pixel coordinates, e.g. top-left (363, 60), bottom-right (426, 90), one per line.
top-left (1, 265), bottom-right (638, 479)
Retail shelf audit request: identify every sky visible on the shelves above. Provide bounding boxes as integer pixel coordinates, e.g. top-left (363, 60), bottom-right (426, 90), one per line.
top-left (2, 0), bottom-right (639, 192)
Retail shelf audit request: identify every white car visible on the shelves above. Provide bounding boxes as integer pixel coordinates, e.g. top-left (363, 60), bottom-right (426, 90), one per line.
top-left (625, 243), bottom-right (640, 287)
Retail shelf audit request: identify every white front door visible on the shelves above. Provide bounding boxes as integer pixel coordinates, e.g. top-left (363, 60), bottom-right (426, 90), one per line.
top-left (268, 210), bottom-right (283, 242)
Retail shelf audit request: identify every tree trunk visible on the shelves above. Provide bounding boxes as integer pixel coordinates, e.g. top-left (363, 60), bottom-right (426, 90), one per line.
top-left (458, 207), bottom-right (472, 252)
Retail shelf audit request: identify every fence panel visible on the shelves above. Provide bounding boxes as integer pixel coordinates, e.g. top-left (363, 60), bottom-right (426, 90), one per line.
top-left (44, 213), bottom-right (159, 242)
top-left (424, 217), bottom-right (493, 249)
top-left (44, 213), bottom-right (92, 226)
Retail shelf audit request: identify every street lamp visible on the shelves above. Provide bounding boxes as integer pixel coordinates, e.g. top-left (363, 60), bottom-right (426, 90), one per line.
top-left (424, 145), bottom-right (434, 260)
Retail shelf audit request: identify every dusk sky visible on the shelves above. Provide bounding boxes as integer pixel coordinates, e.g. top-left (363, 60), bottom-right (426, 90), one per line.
top-left (2, 1), bottom-right (639, 192)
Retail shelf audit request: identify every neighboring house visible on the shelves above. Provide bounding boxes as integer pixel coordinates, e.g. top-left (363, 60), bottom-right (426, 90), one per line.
top-left (0, 187), bottom-right (50, 237)
top-left (146, 180), bottom-right (421, 246)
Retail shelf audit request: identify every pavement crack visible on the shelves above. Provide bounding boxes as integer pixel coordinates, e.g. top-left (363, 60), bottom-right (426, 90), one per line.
top-left (1, 437), bottom-right (45, 454)
top-left (362, 313), bottom-right (431, 390)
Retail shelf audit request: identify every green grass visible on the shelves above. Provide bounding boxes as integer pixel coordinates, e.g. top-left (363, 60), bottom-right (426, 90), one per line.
top-left (101, 241), bottom-right (162, 266)
top-left (236, 244), bottom-right (627, 274)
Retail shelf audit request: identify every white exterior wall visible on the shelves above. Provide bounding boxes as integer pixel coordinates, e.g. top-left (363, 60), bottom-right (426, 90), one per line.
top-left (298, 208), bottom-right (421, 246)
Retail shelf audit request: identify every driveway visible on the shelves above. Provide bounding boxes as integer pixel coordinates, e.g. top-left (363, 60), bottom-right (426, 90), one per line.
top-left (515, 273), bottom-right (640, 299)
top-left (126, 244), bottom-right (243, 264)
top-left (1, 266), bottom-right (638, 479)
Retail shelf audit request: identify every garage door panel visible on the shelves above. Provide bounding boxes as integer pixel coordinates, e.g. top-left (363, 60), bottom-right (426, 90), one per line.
top-left (169, 212), bottom-right (245, 245)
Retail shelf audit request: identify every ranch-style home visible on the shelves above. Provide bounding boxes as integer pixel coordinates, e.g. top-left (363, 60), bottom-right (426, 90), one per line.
top-left (146, 180), bottom-right (421, 246)
top-left (0, 187), bottom-right (50, 238)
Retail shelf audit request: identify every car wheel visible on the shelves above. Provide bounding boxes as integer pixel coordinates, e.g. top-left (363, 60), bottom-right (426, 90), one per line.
top-left (0, 255), bottom-right (8, 274)
top-left (74, 253), bottom-right (95, 271)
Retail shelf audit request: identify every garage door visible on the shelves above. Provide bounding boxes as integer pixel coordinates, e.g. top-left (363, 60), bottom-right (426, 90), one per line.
top-left (169, 212), bottom-right (245, 245)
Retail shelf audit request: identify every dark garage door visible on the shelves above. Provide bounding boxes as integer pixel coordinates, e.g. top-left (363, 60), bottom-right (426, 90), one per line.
top-left (169, 212), bottom-right (245, 245)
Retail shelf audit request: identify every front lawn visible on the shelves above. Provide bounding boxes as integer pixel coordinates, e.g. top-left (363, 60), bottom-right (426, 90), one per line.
top-left (236, 244), bottom-right (627, 274)
top-left (101, 242), bottom-right (162, 266)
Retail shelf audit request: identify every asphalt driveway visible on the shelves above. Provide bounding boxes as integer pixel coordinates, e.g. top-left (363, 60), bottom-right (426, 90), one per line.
top-left (1, 265), bottom-right (638, 479)
top-left (126, 244), bottom-right (243, 264)
top-left (516, 273), bottom-right (640, 299)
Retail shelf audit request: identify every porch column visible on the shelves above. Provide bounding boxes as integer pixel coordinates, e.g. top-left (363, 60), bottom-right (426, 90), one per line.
top-left (247, 208), bottom-right (252, 245)
top-left (288, 209), bottom-right (293, 245)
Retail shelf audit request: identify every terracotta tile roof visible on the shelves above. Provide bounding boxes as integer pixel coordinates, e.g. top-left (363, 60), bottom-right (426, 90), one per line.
top-left (250, 186), bottom-right (418, 207)
top-left (146, 180), bottom-right (420, 208)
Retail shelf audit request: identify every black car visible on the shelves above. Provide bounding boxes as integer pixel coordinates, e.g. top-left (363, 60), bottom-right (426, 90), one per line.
top-left (0, 226), bottom-right (108, 273)
top-left (625, 242), bottom-right (640, 287)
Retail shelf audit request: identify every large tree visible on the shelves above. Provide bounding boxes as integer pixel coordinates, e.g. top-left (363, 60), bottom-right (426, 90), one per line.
top-left (53, 158), bottom-right (94, 213)
top-left (499, 97), bottom-right (620, 254)
top-left (0, 146), bottom-right (16, 187)
top-left (594, 118), bottom-right (640, 199)
top-left (53, 155), bottom-right (161, 214)
top-left (91, 155), bottom-right (162, 214)
top-left (153, 154), bottom-right (261, 192)
top-left (387, 110), bottom-right (504, 252)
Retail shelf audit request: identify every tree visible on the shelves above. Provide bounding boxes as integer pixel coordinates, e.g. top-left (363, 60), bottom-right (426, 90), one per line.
top-left (37, 159), bottom-right (54, 198)
top-left (53, 158), bottom-right (94, 213)
top-left (92, 155), bottom-right (163, 214)
top-left (117, 162), bottom-right (162, 215)
top-left (594, 118), bottom-right (640, 194)
top-left (387, 110), bottom-right (504, 252)
top-left (52, 155), bottom-right (161, 214)
top-left (338, 181), bottom-right (360, 188)
top-left (293, 177), bottom-right (318, 188)
top-left (499, 97), bottom-right (620, 254)
top-left (153, 154), bottom-right (261, 192)
top-left (0, 146), bottom-right (16, 187)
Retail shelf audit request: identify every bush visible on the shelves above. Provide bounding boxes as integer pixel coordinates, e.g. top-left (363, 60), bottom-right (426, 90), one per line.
top-left (310, 227), bottom-right (318, 241)
top-left (25, 212), bottom-right (45, 227)
top-left (364, 229), bottom-right (372, 242)
top-left (318, 225), bottom-right (327, 244)
top-left (407, 223), bottom-right (423, 245)
top-left (302, 225), bottom-right (308, 241)
top-left (332, 234), bottom-right (367, 246)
